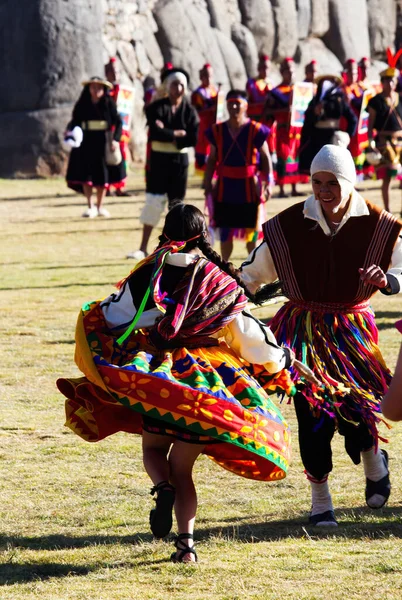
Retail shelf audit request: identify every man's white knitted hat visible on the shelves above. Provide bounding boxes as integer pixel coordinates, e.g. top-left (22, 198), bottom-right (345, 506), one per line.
top-left (310, 144), bottom-right (356, 200)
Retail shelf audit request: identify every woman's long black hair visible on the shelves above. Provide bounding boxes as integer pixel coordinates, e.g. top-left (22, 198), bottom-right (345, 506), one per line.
top-left (158, 203), bottom-right (282, 305)
top-left (72, 84), bottom-right (116, 125)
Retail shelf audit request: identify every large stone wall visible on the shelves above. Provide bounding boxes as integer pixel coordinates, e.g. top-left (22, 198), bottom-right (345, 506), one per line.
top-left (0, 0), bottom-right (103, 177)
top-left (0, 0), bottom-right (398, 177)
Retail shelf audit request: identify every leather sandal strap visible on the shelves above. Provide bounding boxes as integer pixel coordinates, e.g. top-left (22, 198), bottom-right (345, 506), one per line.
top-left (150, 480), bottom-right (175, 495)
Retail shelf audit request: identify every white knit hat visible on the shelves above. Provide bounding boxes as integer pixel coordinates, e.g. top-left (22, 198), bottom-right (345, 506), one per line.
top-left (310, 144), bottom-right (356, 200)
top-left (164, 71), bottom-right (188, 93)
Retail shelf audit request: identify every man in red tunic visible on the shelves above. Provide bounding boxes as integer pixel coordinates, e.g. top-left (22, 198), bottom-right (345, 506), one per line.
top-left (246, 54), bottom-right (272, 122)
top-left (304, 60), bottom-right (318, 83)
top-left (191, 64), bottom-right (218, 173)
top-left (203, 89), bottom-right (273, 261)
top-left (264, 57), bottom-right (308, 198)
top-left (342, 58), bottom-right (367, 179)
top-left (240, 144), bottom-right (402, 526)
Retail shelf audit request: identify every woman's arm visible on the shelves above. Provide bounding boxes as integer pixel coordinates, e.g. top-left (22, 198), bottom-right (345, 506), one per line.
top-left (222, 311), bottom-right (292, 374)
top-left (382, 344), bottom-right (402, 421)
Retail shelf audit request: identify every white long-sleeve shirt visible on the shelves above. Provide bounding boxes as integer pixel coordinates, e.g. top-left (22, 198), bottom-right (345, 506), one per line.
top-left (101, 253), bottom-right (291, 374)
top-left (240, 192), bottom-right (402, 295)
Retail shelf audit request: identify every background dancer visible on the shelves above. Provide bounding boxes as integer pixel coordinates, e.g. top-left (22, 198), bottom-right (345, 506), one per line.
top-left (191, 63), bottom-right (218, 174)
top-left (203, 89), bottom-right (273, 261)
top-left (104, 57), bottom-right (131, 197)
top-left (368, 67), bottom-right (402, 213)
top-left (66, 76), bottom-right (125, 218)
top-left (299, 74), bottom-right (357, 175)
top-left (126, 68), bottom-right (199, 260)
top-left (264, 58), bottom-right (308, 197)
top-left (246, 54), bottom-right (272, 121)
top-left (304, 60), bottom-right (318, 83)
top-left (240, 144), bottom-right (402, 526)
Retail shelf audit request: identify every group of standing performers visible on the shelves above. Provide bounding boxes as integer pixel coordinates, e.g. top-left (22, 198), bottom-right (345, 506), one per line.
top-left (58, 55), bottom-right (402, 562)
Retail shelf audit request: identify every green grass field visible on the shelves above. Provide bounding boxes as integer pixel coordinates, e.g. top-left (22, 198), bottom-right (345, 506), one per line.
top-left (0, 174), bottom-right (401, 599)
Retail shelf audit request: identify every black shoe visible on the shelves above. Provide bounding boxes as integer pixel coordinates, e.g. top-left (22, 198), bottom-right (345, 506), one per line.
top-left (170, 533), bottom-right (198, 563)
top-left (365, 449), bottom-right (391, 509)
top-left (308, 510), bottom-right (338, 527)
top-left (115, 189), bottom-right (132, 197)
top-left (149, 481), bottom-right (176, 538)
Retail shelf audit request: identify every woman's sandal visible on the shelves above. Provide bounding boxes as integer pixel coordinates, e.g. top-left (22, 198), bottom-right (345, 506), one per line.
top-left (170, 533), bottom-right (198, 563)
top-left (149, 480), bottom-right (176, 539)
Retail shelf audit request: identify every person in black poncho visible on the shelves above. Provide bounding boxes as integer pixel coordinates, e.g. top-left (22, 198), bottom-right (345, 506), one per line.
top-left (298, 75), bottom-right (357, 176)
top-left (126, 68), bottom-right (199, 260)
top-left (66, 76), bottom-right (126, 218)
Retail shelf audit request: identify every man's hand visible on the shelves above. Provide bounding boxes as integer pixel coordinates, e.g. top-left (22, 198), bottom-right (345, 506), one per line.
top-left (174, 129), bottom-right (186, 137)
top-left (262, 181), bottom-right (272, 201)
top-left (110, 140), bottom-right (119, 152)
top-left (358, 265), bottom-right (388, 289)
top-left (204, 183), bottom-right (213, 197)
top-left (155, 119), bottom-right (164, 129)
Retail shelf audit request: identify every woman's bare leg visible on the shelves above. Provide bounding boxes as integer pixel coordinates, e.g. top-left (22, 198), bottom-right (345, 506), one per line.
top-left (83, 184), bottom-right (93, 208)
top-left (96, 186), bottom-right (107, 210)
top-left (142, 430), bottom-right (171, 485)
top-left (169, 441), bottom-right (205, 562)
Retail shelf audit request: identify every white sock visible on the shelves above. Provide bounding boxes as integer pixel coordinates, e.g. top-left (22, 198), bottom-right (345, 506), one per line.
top-left (306, 472), bottom-right (333, 515)
top-left (362, 448), bottom-right (388, 482)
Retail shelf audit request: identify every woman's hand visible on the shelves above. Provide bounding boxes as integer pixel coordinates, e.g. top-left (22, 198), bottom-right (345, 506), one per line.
top-left (314, 102), bottom-right (323, 116)
top-left (358, 265), bottom-right (388, 289)
top-left (110, 140), bottom-right (119, 152)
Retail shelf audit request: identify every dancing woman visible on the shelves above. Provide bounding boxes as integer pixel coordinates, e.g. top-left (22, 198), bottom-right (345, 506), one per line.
top-left (57, 204), bottom-right (318, 562)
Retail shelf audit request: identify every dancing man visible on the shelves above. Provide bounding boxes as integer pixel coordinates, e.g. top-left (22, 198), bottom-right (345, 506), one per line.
top-left (240, 144), bottom-right (402, 526)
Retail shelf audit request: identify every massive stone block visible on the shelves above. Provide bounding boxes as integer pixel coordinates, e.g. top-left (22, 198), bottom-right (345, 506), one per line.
top-left (238, 0), bottom-right (276, 57)
top-left (0, 0), bottom-right (103, 177)
top-left (231, 23), bottom-right (259, 78)
top-left (310, 0), bottom-right (330, 37)
top-left (324, 0), bottom-right (371, 64)
top-left (270, 0), bottom-right (299, 60)
top-left (214, 29), bottom-right (248, 89)
top-left (296, 38), bottom-right (343, 79)
top-left (206, 0), bottom-right (241, 37)
top-left (296, 0), bottom-right (311, 40)
top-left (367, 0), bottom-right (397, 59)
top-left (153, 0), bottom-right (230, 88)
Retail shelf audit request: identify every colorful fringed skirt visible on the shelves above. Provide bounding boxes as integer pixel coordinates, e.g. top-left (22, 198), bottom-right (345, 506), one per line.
top-left (267, 300), bottom-right (391, 441)
top-left (56, 301), bottom-right (292, 482)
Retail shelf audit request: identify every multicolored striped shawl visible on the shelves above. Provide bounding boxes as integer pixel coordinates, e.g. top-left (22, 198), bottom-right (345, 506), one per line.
top-left (156, 257), bottom-right (248, 340)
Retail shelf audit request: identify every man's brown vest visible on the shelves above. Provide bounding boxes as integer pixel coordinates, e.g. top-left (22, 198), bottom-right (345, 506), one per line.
top-left (263, 200), bottom-right (401, 305)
